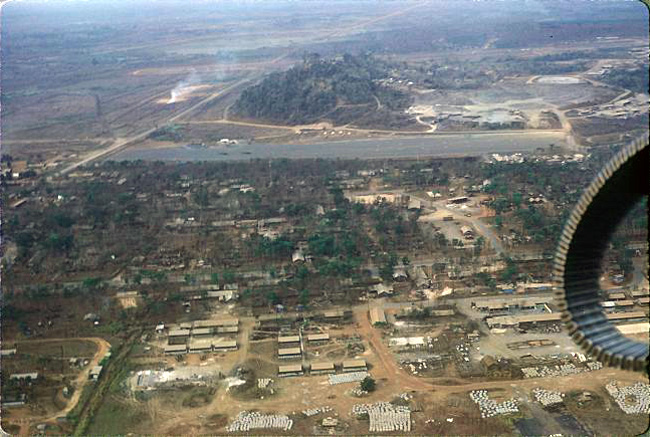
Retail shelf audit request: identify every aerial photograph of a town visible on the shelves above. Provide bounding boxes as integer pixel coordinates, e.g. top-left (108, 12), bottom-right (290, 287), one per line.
top-left (0, 0), bottom-right (648, 435)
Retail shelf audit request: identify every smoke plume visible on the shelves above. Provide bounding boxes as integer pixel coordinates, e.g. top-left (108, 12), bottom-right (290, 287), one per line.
top-left (167, 69), bottom-right (200, 104)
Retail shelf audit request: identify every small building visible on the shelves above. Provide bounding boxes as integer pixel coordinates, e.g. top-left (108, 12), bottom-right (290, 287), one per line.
top-left (631, 289), bottom-right (650, 298)
top-left (10, 373), bottom-right (38, 381)
top-left (212, 339), bottom-right (238, 351)
top-left (292, 250), bottom-right (305, 263)
top-left (322, 417), bottom-right (339, 427)
top-left (278, 335), bottom-right (300, 345)
top-left (193, 318), bottom-right (239, 329)
top-left (10, 160), bottom-right (28, 178)
top-left (607, 311), bottom-right (647, 322)
top-left (215, 325), bottom-right (239, 334)
top-left (322, 309), bottom-right (345, 321)
top-left (448, 196), bottom-right (469, 204)
top-left (310, 362), bottom-right (335, 374)
top-left (89, 366), bottom-right (103, 381)
top-left (9, 199), bottom-right (27, 209)
top-left (432, 308), bottom-right (455, 317)
top-left (476, 301), bottom-right (509, 314)
top-left (192, 327), bottom-right (213, 338)
top-left (168, 328), bottom-right (190, 345)
top-left (3, 393), bottom-right (26, 408)
top-left (278, 347), bottom-right (302, 359)
top-left (206, 290), bottom-right (238, 302)
top-left (601, 301), bottom-right (616, 309)
top-left (307, 333), bottom-right (330, 343)
top-left (164, 344), bottom-right (188, 355)
top-left (460, 226), bottom-right (474, 239)
top-left (393, 268), bottom-right (408, 282)
top-left (369, 308), bottom-right (387, 325)
top-left (614, 300), bottom-right (635, 308)
top-left (637, 297), bottom-right (650, 305)
top-left (481, 356), bottom-right (518, 379)
top-left (214, 325), bottom-right (239, 334)
top-left (371, 283), bottom-right (393, 296)
top-left (342, 360), bottom-right (367, 372)
top-left (608, 292), bottom-right (627, 301)
top-left (278, 364), bottom-right (303, 377)
top-left (407, 199), bottom-right (422, 210)
top-left (0, 349), bottom-right (17, 356)
top-left (188, 338), bottom-right (213, 353)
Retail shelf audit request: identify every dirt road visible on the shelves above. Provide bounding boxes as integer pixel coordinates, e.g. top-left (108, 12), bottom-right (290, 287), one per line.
top-left (355, 304), bottom-right (643, 397)
top-left (10, 336), bottom-right (111, 434)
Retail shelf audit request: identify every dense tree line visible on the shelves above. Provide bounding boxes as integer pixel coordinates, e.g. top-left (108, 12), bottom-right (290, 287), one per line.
top-left (232, 53), bottom-right (411, 125)
top-left (600, 67), bottom-right (649, 94)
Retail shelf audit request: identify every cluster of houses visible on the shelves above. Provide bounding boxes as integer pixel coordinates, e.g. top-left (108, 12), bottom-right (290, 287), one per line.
top-left (278, 360), bottom-right (367, 377)
top-left (163, 318), bottom-right (239, 355)
top-left (277, 332), bottom-right (330, 360)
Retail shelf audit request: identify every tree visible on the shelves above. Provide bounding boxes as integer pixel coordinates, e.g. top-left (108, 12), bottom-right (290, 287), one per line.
top-left (360, 376), bottom-right (376, 392)
top-left (192, 187), bottom-right (209, 207)
top-left (401, 256), bottom-right (410, 266)
top-left (299, 289), bottom-right (309, 306)
top-left (266, 291), bottom-right (280, 305)
top-left (223, 270), bottom-right (236, 284)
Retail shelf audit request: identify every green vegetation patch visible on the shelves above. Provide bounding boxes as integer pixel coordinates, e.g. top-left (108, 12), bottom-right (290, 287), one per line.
top-left (232, 54), bottom-right (411, 126)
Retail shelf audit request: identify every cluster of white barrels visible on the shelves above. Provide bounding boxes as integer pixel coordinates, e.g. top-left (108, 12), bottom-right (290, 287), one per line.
top-left (522, 363), bottom-right (582, 378)
top-left (606, 381), bottom-right (650, 415)
top-left (226, 411), bottom-right (293, 432)
top-left (532, 388), bottom-right (564, 407)
top-left (470, 390), bottom-right (519, 418)
top-left (328, 371), bottom-right (369, 385)
top-left (352, 402), bottom-right (411, 432)
top-left (302, 406), bottom-right (333, 417)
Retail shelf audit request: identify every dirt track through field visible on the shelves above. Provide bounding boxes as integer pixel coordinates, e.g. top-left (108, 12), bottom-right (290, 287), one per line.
top-left (9, 337), bottom-right (111, 434)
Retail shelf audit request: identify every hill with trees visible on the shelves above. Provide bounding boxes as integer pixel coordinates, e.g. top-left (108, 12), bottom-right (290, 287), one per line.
top-left (231, 54), bottom-right (416, 129)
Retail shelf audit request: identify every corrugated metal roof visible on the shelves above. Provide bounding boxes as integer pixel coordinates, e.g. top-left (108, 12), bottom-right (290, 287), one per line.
top-left (278, 364), bottom-right (303, 373)
top-left (307, 334), bottom-right (330, 341)
top-left (370, 308), bottom-right (386, 324)
top-left (342, 359), bottom-right (366, 368)
top-left (311, 362), bottom-right (335, 371)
